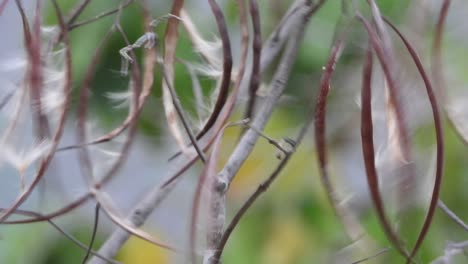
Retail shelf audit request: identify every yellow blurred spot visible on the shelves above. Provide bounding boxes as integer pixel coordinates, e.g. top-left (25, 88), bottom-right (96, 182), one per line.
top-left (116, 235), bottom-right (169, 264)
top-left (261, 215), bottom-right (310, 264)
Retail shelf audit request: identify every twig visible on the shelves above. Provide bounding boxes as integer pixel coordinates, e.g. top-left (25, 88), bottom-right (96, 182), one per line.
top-left (195, 0), bottom-right (233, 140)
top-left (88, 1), bottom-right (322, 263)
top-left (360, 38), bottom-right (411, 262)
top-left (161, 0), bottom-right (190, 155)
top-left (68, 0), bottom-right (135, 30)
top-left (351, 247), bottom-right (391, 264)
top-left (365, 0), bottom-right (415, 217)
top-left (431, 0), bottom-right (450, 104)
top-left (431, 240), bottom-right (468, 264)
top-left (66, 0), bottom-right (92, 27)
top-left (169, 0), bottom-right (324, 161)
top-left (203, 2), bottom-right (318, 263)
top-left (357, 14), bottom-right (414, 262)
top-left (82, 203), bottom-right (101, 264)
top-left (162, 65), bottom-right (207, 162)
top-left (87, 7), bottom-right (176, 253)
top-left (242, 0), bottom-right (262, 124)
top-left (29, 0), bottom-right (51, 140)
top-left (314, 16), bottom-right (374, 254)
top-left (190, 121), bottom-right (241, 263)
top-left (383, 17), bottom-right (445, 264)
top-left (0, 208), bottom-right (120, 264)
top-left (92, 189), bottom-right (176, 251)
top-left (0, 90), bottom-right (14, 111)
top-left (1, 194), bottom-right (92, 224)
top-left (213, 123), bottom-right (307, 261)
top-left (438, 200), bottom-right (468, 232)
top-left (431, 0), bottom-right (468, 148)
top-left (0, 0), bottom-right (73, 223)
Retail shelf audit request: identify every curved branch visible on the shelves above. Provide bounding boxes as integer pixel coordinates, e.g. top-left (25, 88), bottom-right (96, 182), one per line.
top-left (195, 0), bottom-right (233, 140)
top-left (382, 17), bottom-right (445, 263)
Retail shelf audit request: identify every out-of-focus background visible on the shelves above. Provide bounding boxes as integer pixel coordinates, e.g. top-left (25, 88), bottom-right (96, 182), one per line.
top-left (0, 0), bottom-right (467, 263)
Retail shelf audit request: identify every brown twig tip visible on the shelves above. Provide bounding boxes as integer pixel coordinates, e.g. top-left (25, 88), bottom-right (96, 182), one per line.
top-left (243, 0), bottom-right (262, 123)
top-left (314, 33), bottom-right (345, 203)
top-left (360, 41), bottom-right (411, 261)
top-left (196, 0), bottom-right (233, 140)
top-left (382, 17), bottom-right (446, 264)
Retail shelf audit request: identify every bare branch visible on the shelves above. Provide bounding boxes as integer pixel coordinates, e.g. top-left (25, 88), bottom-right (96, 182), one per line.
top-left (242, 0), bottom-right (261, 124)
top-left (351, 247), bottom-right (391, 264)
top-left (361, 34), bottom-right (411, 259)
top-left (203, 2), bottom-right (320, 263)
top-left (383, 17), bottom-right (445, 264)
top-left (438, 200), bottom-right (468, 233)
top-left (68, 0), bottom-right (135, 31)
top-left (0, 208), bottom-right (121, 264)
top-left (195, 0), bottom-right (233, 140)
top-left (0, 0), bottom-right (73, 223)
top-left (81, 203), bottom-right (101, 264)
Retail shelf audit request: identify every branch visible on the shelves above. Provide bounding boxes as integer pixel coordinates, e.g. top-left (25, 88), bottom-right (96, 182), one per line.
top-left (195, 0), bottom-right (233, 140)
top-left (88, 2), bottom-right (323, 263)
top-left (382, 17), bottom-right (445, 264)
top-left (438, 200), bottom-right (468, 232)
top-left (0, 208), bottom-right (120, 264)
top-left (169, 0), bottom-right (322, 161)
top-left (68, 0), bottom-right (135, 30)
top-left (203, 2), bottom-right (320, 263)
top-left (242, 0), bottom-right (261, 125)
top-left (0, 0), bottom-right (73, 223)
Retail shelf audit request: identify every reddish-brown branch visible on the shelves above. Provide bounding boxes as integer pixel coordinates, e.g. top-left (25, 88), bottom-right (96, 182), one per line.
top-left (0, 0), bottom-right (73, 223)
top-left (359, 37), bottom-right (411, 261)
top-left (195, 0), bottom-right (233, 140)
top-left (243, 0), bottom-right (262, 123)
top-left (383, 17), bottom-right (445, 263)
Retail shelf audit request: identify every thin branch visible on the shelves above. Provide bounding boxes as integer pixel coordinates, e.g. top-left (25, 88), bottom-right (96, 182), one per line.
top-left (314, 21), bottom-right (374, 254)
top-left (203, 2), bottom-right (318, 263)
top-left (242, 0), bottom-right (262, 123)
top-left (1, 1), bottom-right (139, 226)
top-left (190, 121), bottom-right (237, 264)
top-left (82, 203), bottom-right (101, 264)
top-left (0, 90), bottom-right (14, 111)
top-left (31, 0), bottom-right (51, 139)
top-left (364, 0), bottom-right (415, 215)
top-left (195, 0), bottom-right (233, 140)
top-left (169, 0), bottom-right (326, 161)
top-left (213, 126), bottom-right (305, 261)
top-left (0, 208), bottom-right (120, 264)
top-left (66, 0), bottom-right (93, 27)
top-left (431, 240), bottom-right (468, 264)
top-left (431, 0), bottom-right (450, 104)
top-left (92, 189), bottom-right (176, 252)
top-left (351, 247), bottom-right (391, 264)
top-left (382, 17), bottom-right (445, 264)
top-left (162, 65), bottom-right (207, 162)
top-left (1, 194), bottom-right (92, 224)
top-left (430, 0), bottom-right (468, 148)
top-left (189, 2), bottom-right (252, 255)
top-left (438, 200), bottom-right (468, 232)
top-left (161, 0), bottom-right (190, 155)
top-left (88, 2), bottom-right (323, 263)
top-left (68, 0), bottom-right (135, 30)
top-left (0, 0), bottom-right (73, 223)
top-left (359, 36), bottom-right (411, 261)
